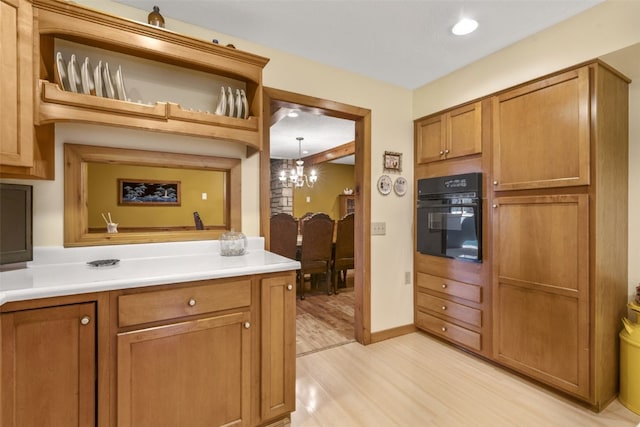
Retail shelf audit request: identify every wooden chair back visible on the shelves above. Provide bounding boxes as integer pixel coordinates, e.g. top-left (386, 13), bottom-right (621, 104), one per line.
top-left (332, 213), bottom-right (355, 293)
top-left (299, 213), bottom-right (334, 298)
top-left (269, 213), bottom-right (298, 260)
top-left (298, 211), bottom-right (314, 235)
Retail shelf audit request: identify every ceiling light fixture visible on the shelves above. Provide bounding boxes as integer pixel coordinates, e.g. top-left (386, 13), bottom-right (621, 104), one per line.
top-left (278, 137), bottom-right (318, 188)
top-left (287, 110), bottom-right (299, 118)
top-left (452, 18), bottom-right (478, 36)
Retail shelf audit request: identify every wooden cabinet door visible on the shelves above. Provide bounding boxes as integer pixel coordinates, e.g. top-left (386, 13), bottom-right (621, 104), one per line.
top-left (492, 194), bottom-right (589, 399)
top-left (261, 274), bottom-right (296, 422)
top-left (0, 0), bottom-right (33, 168)
top-left (1, 303), bottom-right (96, 427)
top-left (492, 68), bottom-right (590, 191)
top-left (447, 101), bottom-right (482, 159)
top-left (117, 311), bottom-right (251, 427)
top-left (416, 101), bottom-right (482, 164)
top-left (415, 114), bottom-right (446, 164)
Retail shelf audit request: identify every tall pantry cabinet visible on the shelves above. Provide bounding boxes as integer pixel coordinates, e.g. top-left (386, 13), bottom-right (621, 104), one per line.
top-left (414, 60), bottom-right (630, 410)
top-left (492, 62), bottom-right (629, 408)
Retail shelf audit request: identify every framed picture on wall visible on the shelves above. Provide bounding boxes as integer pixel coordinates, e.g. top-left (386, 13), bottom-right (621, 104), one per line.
top-left (383, 151), bottom-right (402, 172)
top-left (118, 179), bottom-right (181, 205)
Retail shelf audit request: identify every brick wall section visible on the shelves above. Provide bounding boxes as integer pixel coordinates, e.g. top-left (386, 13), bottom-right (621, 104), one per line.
top-left (270, 159), bottom-right (294, 216)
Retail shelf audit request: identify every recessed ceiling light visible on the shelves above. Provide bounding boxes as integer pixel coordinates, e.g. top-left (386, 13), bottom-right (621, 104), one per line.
top-left (287, 110), bottom-right (299, 118)
top-left (452, 18), bottom-right (478, 36)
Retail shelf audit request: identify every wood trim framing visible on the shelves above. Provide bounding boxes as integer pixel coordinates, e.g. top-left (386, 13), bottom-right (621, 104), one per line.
top-left (261, 87), bottom-right (372, 345)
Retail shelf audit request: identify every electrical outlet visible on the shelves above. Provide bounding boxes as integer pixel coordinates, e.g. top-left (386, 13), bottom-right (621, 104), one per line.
top-left (201, 192), bottom-right (207, 200)
top-left (404, 271), bottom-right (411, 285)
top-left (371, 222), bottom-right (386, 235)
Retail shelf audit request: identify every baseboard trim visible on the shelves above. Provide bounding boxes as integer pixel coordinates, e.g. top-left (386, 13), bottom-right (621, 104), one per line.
top-left (370, 324), bottom-right (417, 343)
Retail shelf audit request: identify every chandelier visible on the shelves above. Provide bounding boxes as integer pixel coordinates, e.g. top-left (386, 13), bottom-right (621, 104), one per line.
top-left (279, 137), bottom-right (318, 188)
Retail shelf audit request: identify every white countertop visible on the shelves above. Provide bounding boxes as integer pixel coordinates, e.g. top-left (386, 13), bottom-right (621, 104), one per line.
top-left (0, 238), bottom-right (300, 306)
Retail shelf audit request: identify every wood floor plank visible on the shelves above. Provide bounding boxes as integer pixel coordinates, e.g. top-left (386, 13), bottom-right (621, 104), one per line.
top-left (291, 333), bottom-right (640, 426)
top-left (296, 289), bottom-right (355, 356)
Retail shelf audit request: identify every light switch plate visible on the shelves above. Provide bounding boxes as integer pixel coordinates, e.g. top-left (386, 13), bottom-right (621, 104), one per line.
top-left (371, 222), bottom-right (386, 235)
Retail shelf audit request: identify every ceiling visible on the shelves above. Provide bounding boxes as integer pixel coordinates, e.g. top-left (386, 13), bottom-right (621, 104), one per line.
top-left (114, 0), bottom-right (603, 163)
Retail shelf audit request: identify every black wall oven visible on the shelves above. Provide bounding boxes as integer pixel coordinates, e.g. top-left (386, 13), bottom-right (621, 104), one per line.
top-left (417, 173), bottom-right (482, 263)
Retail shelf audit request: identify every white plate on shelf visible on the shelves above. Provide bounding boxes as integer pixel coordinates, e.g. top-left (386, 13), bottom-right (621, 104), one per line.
top-left (55, 52), bottom-right (70, 91)
top-left (81, 57), bottom-right (95, 95)
top-left (102, 62), bottom-right (116, 99)
top-left (94, 60), bottom-right (104, 97)
top-left (115, 66), bottom-right (127, 101)
top-left (240, 89), bottom-right (248, 119)
top-left (67, 54), bottom-right (83, 93)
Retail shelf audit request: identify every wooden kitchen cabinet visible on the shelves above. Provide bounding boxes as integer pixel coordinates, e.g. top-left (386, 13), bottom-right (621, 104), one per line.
top-left (415, 101), bottom-right (482, 164)
top-left (117, 311), bottom-right (252, 427)
top-left (491, 61), bottom-right (629, 409)
top-left (415, 272), bottom-right (483, 352)
top-left (261, 273), bottom-right (296, 422)
top-left (0, 0), bottom-right (53, 180)
top-left (0, 0), bottom-right (33, 169)
top-left (1, 302), bottom-right (97, 426)
top-left (492, 194), bottom-right (590, 398)
top-left (115, 278), bottom-right (253, 427)
top-left (492, 67), bottom-right (590, 191)
top-left (338, 194), bottom-right (355, 218)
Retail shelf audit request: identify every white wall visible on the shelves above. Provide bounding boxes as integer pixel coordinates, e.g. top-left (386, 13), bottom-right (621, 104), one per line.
top-left (413, 0), bottom-right (640, 300)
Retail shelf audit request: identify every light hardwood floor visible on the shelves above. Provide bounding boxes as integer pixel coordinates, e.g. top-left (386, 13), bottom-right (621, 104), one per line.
top-left (291, 332), bottom-right (640, 426)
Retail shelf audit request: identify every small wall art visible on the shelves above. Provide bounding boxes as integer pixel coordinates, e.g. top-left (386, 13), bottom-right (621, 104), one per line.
top-left (383, 151), bottom-right (402, 173)
top-left (118, 179), bottom-right (181, 206)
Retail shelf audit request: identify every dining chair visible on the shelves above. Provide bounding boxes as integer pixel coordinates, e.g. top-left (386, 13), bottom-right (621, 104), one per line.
top-left (298, 213), bottom-right (334, 299)
top-left (332, 212), bottom-right (354, 294)
top-left (269, 213), bottom-right (299, 260)
top-left (298, 211), bottom-right (314, 235)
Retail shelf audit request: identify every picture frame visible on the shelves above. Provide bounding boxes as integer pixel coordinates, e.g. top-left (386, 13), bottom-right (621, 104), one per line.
top-left (118, 179), bottom-right (181, 206)
top-left (383, 151), bottom-right (402, 172)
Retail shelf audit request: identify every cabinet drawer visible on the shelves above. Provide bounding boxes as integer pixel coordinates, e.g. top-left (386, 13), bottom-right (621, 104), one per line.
top-left (416, 272), bottom-right (481, 303)
top-left (416, 310), bottom-right (481, 351)
top-left (118, 279), bottom-right (251, 327)
top-left (416, 292), bottom-right (481, 327)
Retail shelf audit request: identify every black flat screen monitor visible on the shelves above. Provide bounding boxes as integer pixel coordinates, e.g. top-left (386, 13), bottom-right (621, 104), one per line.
top-left (0, 183), bottom-right (33, 265)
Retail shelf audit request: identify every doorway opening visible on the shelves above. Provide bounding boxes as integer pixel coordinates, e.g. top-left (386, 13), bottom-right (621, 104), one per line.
top-left (260, 87), bottom-right (372, 346)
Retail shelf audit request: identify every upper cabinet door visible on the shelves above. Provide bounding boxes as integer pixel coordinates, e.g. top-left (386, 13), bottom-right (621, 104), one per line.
top-left (0, 0), bottom-right (34, 168)
top-left (447, 101), bottom-right (482, 159)
top-left (415, 114), bottom-right (446, 164)
top-left (415, 101), bottom-right (482, 164)
top-left (492, 67), bottom-right (590, 191)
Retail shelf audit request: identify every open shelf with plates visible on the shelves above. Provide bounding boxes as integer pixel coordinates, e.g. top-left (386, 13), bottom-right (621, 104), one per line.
top-left (33, 0), bottom-right (269, 152)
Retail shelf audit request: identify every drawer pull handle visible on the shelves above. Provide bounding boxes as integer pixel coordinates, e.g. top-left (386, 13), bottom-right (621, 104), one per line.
top-left (441, 284), bottom-right (447, 289)
top-left (441, 306), bottom-right (447, 311)
top-left (439, 150), bottom-right (444, 155)
top-left (188, 298), bottom-right (196, 307)
top-left (441, 327), bottom-right (447, 332)
top-left (493, 180), bottom-right (498, 185)
top-left (444, 149), bottom-right (449, 154)
top-left (244, 322), bottom-right (251, 329)
top-left (287, 284), bottom-right (293, 291)
top-left (80, 316), bottom-right (91, 326)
